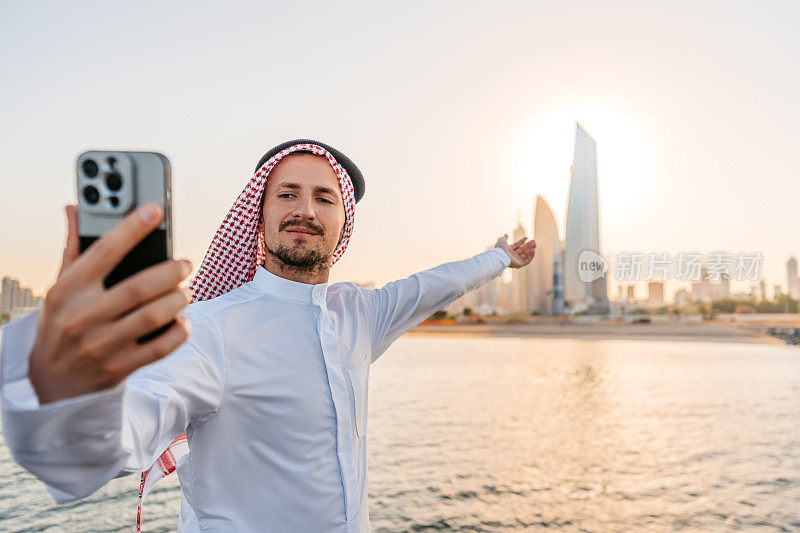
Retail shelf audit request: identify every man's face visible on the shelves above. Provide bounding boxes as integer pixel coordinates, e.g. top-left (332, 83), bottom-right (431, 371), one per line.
top-left (261, 153), bottom-right (346, 272)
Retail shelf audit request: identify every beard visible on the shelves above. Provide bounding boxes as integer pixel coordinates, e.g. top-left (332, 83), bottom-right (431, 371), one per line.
top-left (266, 239), bottom-right (330, 273)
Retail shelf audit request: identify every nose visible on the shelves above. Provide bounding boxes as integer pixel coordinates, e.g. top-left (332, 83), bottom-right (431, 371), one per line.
top-left (291, 194), bottom-right (316, 221)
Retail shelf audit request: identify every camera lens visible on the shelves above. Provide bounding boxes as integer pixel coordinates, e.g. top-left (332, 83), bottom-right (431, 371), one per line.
top-left (105, 171), bottom-right (122, 191)
top-left (83, 185), bottom-right (100, 204)
top-left (82, 159), bottom-right (99, 178)
top-left (109, 196), bottom-right (120, 207)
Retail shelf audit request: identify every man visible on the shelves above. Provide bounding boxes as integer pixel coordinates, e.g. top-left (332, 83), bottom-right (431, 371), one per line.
top-left (0, 140), bottom-right (537, 532)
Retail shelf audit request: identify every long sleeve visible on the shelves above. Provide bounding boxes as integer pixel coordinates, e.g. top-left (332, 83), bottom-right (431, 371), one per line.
top-left (0, 303), bottom-right (225, 503)
top-left (365, 247), bottom-right (510, 363)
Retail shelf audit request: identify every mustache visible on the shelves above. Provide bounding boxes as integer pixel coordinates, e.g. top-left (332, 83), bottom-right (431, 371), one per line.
top-left (280, 220), bottom-right (323, 235)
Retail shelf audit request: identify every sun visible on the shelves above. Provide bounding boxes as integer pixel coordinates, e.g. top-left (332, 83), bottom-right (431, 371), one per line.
top-left (511, 104), bottom-right (652, 233)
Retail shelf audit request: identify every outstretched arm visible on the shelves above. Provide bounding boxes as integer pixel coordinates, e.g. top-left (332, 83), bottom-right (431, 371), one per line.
top-left (365, 235), bottom-right (536, 363)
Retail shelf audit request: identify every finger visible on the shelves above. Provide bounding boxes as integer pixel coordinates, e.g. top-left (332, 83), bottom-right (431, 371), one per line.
top-left (58, 204), bottom-right (80, 279)
top-left (99, 287), bottom-right (191, 350)
top-left (69, 203), bottom-right (164, 284)
top-left (519, 241), bottom-right (536, 258)
top-left (511, 237), bottom-right (527, 249)
top-left (96, 259), bottom-right (193, 320)
top-left (112, 315), bottom-right (191, 380)
top-left (523, 243), bottom-right (537, 262)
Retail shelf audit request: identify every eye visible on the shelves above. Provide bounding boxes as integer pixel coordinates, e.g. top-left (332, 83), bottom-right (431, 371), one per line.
top-left (278, 193), bottom-right (295, 199)
top-left (318, 198), bottom-right (334, 204)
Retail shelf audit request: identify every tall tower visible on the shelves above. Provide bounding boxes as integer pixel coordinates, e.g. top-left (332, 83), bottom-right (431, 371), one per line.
top-left (787, 257), bottom-right (798, 299)
top-left (530, 195), bottom-right (561, 314)
top-left (563, 122), bottom-right (607, 312)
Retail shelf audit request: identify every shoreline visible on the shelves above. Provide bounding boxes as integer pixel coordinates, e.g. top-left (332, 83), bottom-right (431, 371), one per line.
top-left (408, 321), bottom-right (788, 345)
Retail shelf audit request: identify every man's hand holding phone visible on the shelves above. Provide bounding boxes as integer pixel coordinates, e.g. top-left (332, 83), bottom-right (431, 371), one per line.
top-left (29, 203), bottom-right (193, 404)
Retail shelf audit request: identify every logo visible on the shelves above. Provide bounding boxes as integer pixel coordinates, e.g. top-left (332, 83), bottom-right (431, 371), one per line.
top-left (578, 250), bottom-right (608, 282)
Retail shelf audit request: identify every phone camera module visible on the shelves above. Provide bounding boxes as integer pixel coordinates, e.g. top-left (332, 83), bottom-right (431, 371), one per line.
top-left (105, 171), bottom-right (123, 192)
top-left (83, 185), bottom-right (100, 205)
top-left (82, 159), bottom-right (99, 178)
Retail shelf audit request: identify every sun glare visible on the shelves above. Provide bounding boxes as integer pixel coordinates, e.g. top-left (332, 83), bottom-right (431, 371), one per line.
top-left (512, 105), bottom-right (651, 233)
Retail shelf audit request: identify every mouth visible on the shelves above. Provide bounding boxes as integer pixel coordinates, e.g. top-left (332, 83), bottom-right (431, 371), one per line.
top-left (285, 228), bottom-right (319, 237)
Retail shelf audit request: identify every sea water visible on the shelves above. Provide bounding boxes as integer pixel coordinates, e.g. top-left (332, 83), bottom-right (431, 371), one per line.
top-left (1, 335), bottom-right (798, 531)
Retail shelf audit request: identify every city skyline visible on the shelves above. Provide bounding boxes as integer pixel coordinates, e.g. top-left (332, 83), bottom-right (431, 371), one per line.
top-left (2, 108), bottom-right (796, 310)
top-left (448, 117), bottom-right (798, 315)
top-left (1, 276), bottom-right (43, 320)
top-left (1, 2), bottom-right (798, 299)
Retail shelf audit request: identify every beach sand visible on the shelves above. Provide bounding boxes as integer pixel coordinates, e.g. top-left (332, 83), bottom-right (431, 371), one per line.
top-left (408, 320), bottom-right (787, 344)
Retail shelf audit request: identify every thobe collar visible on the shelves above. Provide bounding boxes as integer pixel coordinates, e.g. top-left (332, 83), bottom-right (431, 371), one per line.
top-left (251, 264), bottom-right (329, 304)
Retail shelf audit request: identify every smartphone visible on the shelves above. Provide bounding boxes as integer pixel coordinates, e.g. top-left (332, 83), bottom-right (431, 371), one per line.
top-left (76, 150), bottom-right (173, 342)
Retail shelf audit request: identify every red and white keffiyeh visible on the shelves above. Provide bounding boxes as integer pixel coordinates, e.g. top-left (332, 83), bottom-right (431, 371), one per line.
top-left (135, 142), bottom-right (356, 531)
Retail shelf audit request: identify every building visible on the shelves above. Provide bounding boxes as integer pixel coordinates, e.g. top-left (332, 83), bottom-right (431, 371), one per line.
top-left (645, 281), bottom-right (665, 309)
top-left (1, 276), bottom-right (42, 319)
top-left (530, 195), bottom-right (562, 314)
top-left (626, 284), bottom-right (636, 303)
top-left (691, 267), bottom-right (731, 303)
top-left (788, 257), bottom-right (798, 299)
top-left (563, 122), bottom-right (608, 313)
top-left (1, 277), bottom-right (21, 314)
top-left (552, 249), bottom-right (565, 314)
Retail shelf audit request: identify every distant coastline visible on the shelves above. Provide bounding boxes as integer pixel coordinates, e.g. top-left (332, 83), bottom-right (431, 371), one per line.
top-left (410, 316), bottom-right (799, 345)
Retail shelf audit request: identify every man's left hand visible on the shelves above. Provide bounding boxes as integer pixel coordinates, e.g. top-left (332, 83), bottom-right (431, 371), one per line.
top-left (494, 234), bottom-right (537, 269)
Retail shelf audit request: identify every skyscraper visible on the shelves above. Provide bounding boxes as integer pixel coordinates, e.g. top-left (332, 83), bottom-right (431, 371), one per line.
top-left (787, 257), bottom-right (798, 299)
top-left (530, 195), bottom-right (561, 314)
top-left (563, 122), bottom-right (608, 313)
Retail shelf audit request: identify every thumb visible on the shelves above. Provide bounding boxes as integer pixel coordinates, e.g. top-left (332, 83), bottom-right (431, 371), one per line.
top-left (57, 204), bottom-right (79, 280)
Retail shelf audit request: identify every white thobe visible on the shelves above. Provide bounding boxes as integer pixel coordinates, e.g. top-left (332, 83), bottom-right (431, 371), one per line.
top-left (0, 247), bottom-right (510, 532)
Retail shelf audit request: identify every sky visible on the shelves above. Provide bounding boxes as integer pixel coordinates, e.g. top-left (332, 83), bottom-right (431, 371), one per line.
top-left (1, 1), bottom-right (798, 301)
